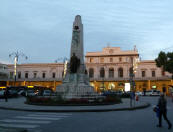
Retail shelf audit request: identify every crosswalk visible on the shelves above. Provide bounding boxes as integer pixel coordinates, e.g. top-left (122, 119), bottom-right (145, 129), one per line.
top-left (0, 112), bottom-right (72, 131)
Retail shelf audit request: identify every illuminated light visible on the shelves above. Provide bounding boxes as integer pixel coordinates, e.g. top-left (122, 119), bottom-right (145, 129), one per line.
top-left (108, 83), bottom-right (115, 90)
top-left (28, 86), bottom-right (34, 88)
top-left (125, 83), bottom-right (130, 92)
top-left (0, 87), bottom-right (6, 89)
top-left (152, 86), bottom-right (157, 89)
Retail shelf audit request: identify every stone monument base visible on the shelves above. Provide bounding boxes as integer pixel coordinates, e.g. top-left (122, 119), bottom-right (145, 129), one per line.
top-left (56, 74), bottom-right (99, 99)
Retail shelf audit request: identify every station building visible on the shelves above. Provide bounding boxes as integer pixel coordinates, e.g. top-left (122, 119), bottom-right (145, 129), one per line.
top-left (1, 47), bottom-right (173, 94)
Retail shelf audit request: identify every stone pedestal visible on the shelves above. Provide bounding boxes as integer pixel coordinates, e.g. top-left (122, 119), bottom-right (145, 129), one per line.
top-left (56, 15), bottom-right (98, 99)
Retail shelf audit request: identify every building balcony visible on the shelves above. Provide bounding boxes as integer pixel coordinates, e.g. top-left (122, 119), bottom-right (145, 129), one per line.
top-left (1, 76), bottom-right (172, 82)
top-left (89, 76), bottom-right (172, 81)
top-left (5, 77), bottom-right (63, 82)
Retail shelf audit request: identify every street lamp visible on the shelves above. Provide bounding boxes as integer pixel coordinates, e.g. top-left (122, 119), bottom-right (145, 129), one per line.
top-left (9, 51), bottom-right (28, 86)
top-left (129, 56), bottom-right (140, 107)
top-left (55, 57), bottom-right (69, 78)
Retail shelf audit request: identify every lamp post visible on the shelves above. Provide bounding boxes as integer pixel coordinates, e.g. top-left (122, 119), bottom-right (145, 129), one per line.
top-left (9, 51), bottom-right (28, 86)
top-left (55, 57), bottom-right (69, 78)
top-left (130, 56), bottom-right (139, 107)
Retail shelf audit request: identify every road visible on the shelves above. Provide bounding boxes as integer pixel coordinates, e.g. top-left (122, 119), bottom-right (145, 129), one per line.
top-left (0, 96), bottom-right (172, 132)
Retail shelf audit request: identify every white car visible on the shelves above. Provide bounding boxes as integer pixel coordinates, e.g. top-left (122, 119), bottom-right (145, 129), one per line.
top-left (145, 90), bottom-right (152, 96)
top-left (151, 90), bottom-right (160, 96)
top-left (135, 91), bottom-right (142, 96)
top-left (145, 90), bottom-right (160, 96)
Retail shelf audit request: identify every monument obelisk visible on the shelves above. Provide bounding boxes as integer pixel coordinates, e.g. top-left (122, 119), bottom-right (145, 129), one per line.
top-left (56, 15), bottom-right (96, 99)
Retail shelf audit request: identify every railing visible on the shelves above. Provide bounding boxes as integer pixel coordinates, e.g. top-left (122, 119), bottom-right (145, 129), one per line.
top-left (89, 76), bottom-right (172, 81)
top-left (0, 76), bottom-right (172, 82)
top-left (2, 78), bottom-right (63, 81)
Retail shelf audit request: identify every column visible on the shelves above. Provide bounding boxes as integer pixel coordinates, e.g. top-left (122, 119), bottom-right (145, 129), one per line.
top-left (148, 80), bottom-right (150, 90)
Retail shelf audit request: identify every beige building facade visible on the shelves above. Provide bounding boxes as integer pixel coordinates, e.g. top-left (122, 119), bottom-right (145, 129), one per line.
top-left (1, 47), bottom-right (173, 94)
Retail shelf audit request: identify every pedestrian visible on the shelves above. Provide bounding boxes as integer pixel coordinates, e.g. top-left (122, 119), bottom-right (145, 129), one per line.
top-left (156, 93), bottom-right (172, 129)
top-left (4, 88), bottom-right (9, 102)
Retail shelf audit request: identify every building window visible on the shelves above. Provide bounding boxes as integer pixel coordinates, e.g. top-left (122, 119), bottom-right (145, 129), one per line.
top-left (100, 58), bottom-right (104, 63)
top-left (18, 72), bottom-right (21, 79)
top-left (25, 73), bottom-right (28, 78)
top-left (10, 72), bottom-right (13, 79)
top-left (118, 68), bottom-right (123, 77)
top-left (42, 73), bottom-right (46, 78)
top-left (89, 68), bottom-right (94, 78)
top-left (109, 68), bottom-right (114, 78)
top-left (152, 71), bottom-right (155, 77)
top-left (52, 72), bottom-right (56, 78)
top-left (100, 67), bottom-right (105, 78)
top-left (126, 57), bottom-right (129, 62)
top-left (119, 57), bottom-right (122, 62)
top-left (89, 58), bottom-right (94, 63)
top-left (142, 71), bottom-right (145, 77)
top-left (110, 58), bottom-right (113, 63)
top-left (33, 73), bottom-right (37, 78)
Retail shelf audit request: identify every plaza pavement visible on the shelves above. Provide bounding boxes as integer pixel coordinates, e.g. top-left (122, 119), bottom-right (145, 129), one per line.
top-left (0, 97), bottom-right (150, 132)
top-left (0, 96), bottom-right (150, 112)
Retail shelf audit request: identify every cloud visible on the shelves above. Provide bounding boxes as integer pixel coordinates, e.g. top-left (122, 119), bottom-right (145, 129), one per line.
top-left (0, 0), bottom-right (173, 63)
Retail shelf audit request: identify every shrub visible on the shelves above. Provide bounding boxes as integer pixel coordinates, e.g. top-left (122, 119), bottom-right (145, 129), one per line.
top-left (120, 93), bottom-right (130, 98)
top-left (104, 94), bottom-right (122, 103)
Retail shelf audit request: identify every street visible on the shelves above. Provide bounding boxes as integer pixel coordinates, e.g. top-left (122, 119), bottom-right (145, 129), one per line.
top-left (0, 96), bottom-right (172, 132)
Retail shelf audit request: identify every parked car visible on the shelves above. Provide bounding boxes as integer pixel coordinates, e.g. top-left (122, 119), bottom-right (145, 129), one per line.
top-left (114, 91), bottom-right (123, 96)
top-left (0, 90), bottom-right (5, 98)
top-left (150, 90), bottom-right (160, 96)
top-left (18, 90), bottom-right (27, 96)
top-left (26, 89), bottom-right (36, 97)
top-left (145, 90), bottom-right (160, 96)
top-left (43, 90), bottom-right (52, 96)
top-left (8, 89), bottom-right (18, 97)
top-left (135, 91), bottom-right (143, 96)
top-left (145, 90), bottom-right (152, 96)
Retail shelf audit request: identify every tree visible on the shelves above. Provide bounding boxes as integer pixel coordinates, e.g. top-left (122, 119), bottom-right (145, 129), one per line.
top-left (165, 52), bottom-right (173, 74)
top-left (155, 51), bottom-right (173, 78)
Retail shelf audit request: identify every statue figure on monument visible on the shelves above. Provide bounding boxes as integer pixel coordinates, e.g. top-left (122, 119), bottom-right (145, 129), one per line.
top-left (70, 53), bottom-right (80, 73)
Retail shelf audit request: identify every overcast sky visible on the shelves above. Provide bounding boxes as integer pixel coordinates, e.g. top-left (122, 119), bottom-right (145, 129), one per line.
top-left (1, 0), bottom-right (173, 64)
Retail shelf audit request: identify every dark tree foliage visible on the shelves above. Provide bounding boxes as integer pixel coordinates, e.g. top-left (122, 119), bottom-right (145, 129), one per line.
top-left (155, 51), bottom-right (173, 75)
top-left (155, 51), bottom-right (167, 71)
top-left (165, 52), bottom-right (173, 74)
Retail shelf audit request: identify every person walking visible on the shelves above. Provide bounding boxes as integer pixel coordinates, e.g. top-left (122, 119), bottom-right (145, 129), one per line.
top-left (4, 88), bottom-right (9, 102)
top-left (157, 93), bottom-right (172, 129)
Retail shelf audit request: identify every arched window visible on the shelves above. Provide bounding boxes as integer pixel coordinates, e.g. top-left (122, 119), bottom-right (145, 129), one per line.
top-left (109, 68), bottom-right (114, 78)
top-left (100, 67), bottom-right (105, 78)
top-left (89, 68), bottom-right (94, 78)
top-left (118, 68), bottom-right (123, 77)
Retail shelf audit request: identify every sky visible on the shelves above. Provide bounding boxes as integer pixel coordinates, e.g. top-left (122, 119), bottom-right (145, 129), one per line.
top-left (0, 0), bottom-right (173, 64)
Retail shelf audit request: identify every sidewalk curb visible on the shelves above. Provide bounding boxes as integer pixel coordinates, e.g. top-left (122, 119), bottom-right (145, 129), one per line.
top-left (0, 126), bottom-right (28, 132)
top-left (0, 103), bottom-right (150, 113)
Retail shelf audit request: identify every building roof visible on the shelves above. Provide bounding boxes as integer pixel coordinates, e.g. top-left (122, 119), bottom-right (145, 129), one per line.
top-left (86, 47), bottom-right (139, 57)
